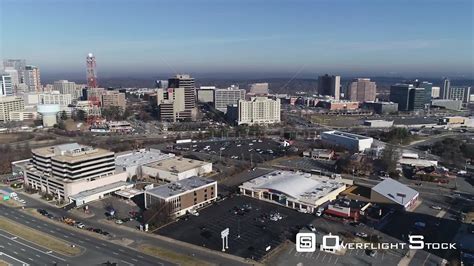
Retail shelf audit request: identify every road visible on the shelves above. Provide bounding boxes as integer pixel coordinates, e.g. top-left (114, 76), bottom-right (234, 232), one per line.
top-left (4, 190), bottom-right (250, 266)
top-left (0, 204), bottom-right (172, 266)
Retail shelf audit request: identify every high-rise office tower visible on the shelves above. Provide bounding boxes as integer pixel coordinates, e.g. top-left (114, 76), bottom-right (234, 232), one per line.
top-left (168, 74), bottom-right (196, 111)
top-left (347, 78), bottom-right (376, 102)
top-left (53, 80), bottom-right (79, 98)
top-left (318, 74), bottom-right (340, 100)
top-left (3, 59), bottom-right (26, 83)
top-left (1, 74), bottom-right (13, 96)
top-left (447, 87), bottom-right (471, 103)
top-left (3, 67), bottom-right (19, 88)
top-left (431, 87), bottom-right (440, 98)
top-left (441, 78), bottom-right (450, 99)
top-left (24, 65), bottom-right (41, 92)
top-left (248, 83), bottom-right (269, 95)
top-left (229, 97), bottom-right (281, 125)
top-left (214, 85), bottom-right (246, 113)
top-left (155, 80), bottom-right (169, 89)
top-left (410, 80), bottom-right (433, 103)
top-left (390, 82), bottom-right (428, 111)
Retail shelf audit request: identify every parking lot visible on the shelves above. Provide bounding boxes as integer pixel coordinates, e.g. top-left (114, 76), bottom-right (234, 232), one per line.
top-left (85, 195), bottom-right (143, 230)
top-left (272, 157), bottom-right (337, 174)
top-left (174, 139), bottom-right (286, 163)
top-left (156, 195), bottom-right (315, 261)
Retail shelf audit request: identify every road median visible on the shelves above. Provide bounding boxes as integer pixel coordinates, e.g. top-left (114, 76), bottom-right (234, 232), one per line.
top-left (0, 216), bottom-right (82, 257)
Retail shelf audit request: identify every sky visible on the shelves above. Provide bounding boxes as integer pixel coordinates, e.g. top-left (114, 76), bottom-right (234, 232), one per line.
top-left (1, 0), bottom-right (473, 79)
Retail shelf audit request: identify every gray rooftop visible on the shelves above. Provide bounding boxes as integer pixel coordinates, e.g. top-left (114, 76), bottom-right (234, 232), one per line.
top-left (115, 149), bottom-right (175, 167)
top-left (146, 176), bottom-right (216, 199)
top-left (372, 178), bottom-right (419, 206)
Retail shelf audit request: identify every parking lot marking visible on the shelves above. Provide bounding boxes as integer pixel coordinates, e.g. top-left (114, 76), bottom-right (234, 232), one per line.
top-left (327, 255), bottom-right (332, 264)
top-left (137, 255), bottom-right (143, 259)
top-left (101, 243), bottom-right (107, 246)
top-left (7, 243), bottom-right (11, 246)
top-left (119, 249), bottom-right (125, 252)
top-left (49, 230), bottom-right (54, 233)
top-left (13, 251), bottom-right (18, 255)
top-left (305, 252), bottom-right (312, 258)
top-left (95, 246), bottom-right (100, 249)
top-left (315, 252), bottom-right (320, 260)
top-left (20, 249), bottom-right (25, 252)
top-left (321, 254), bottom-right (327, 262)
top-left (28, 258), bottom-right (33, 261)
top-left (333, 257), bottom-right (339, 264)
top-left (63, 235), bottom-right (69, 238)
top-left (132, 258), bottom-right (138, 262)
top-left (113, 252), bottom-right (119, 255)
top-left (35, 254), bottom-right (40, 258)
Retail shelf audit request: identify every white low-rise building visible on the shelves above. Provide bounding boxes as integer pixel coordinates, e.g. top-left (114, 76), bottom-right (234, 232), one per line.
top-left (363, 120), bottom-right (394, 128)
top-left (321, 130), bottom-right (374, 152)
top-left (115, 149), bottom-right (175, 178)
top-left (239, 170), bottom-right (349, 213)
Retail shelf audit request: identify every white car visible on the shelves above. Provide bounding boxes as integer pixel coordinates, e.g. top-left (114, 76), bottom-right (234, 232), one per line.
top-left (307, 224), bottom-right (316, 232)
top-left (355, 232), bottom-right (368, 238)
top-left (18, 199), bottom-right (26, 204)
top-left (115, 220), bottom-right (123, 225)
top-left (431, 205), bottom-right (442, 210)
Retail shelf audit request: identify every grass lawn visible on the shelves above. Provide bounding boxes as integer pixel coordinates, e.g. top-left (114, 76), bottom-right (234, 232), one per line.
top-left (138, 244), bottom-right (213, 266)
top-left (0, 217), bottom-right (82, 256)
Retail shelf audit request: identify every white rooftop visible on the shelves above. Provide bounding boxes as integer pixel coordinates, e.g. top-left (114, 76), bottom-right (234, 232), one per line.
top-left (69, 181), bottom-right (132, 202)
top-left (372, 178), bottom-right (419, 207)
top-left (323, 130), bottom-right (372, 140)
top-left (115, 149), bottom-right (175, 167)
top-left (240, 171), bottom-right (345, 204)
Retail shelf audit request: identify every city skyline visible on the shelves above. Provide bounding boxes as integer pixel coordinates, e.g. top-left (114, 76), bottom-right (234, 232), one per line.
top-left (1, 0), bottom-right (473, 78)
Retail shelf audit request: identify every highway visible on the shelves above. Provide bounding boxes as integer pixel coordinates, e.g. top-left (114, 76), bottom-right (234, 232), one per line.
top-left (0, 204), bottom-right (173, 266)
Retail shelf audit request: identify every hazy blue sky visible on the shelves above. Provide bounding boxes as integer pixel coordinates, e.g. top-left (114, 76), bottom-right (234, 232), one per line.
top-left (1, 0), bottom-right (473, 78)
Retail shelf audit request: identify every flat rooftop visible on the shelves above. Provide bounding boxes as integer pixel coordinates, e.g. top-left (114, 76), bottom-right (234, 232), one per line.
top-left (322, 130), bottom-right (372, 140)
top-left (115, 149), bottom-right (175, 167)
top-left (372, 178), bottom-right (419, 206)
top-left (32, 143), bottom-right (113, 163)
top-left (240, 170), bottom-right (345, 204)
top-left (146, 176), bottom-right (216, 199)
top-left (69, 181), bottom-right (132, 201)
top-left (144, 157), bottom-right (210, 173)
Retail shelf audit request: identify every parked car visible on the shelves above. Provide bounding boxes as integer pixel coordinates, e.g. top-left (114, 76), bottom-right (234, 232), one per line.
top-left (115, 219), bottom-right (123, 225)
top-left (366, 249), bottom-right (377, 257)
top-left (37, 209), bottom-right (48, 216)
top-left (307, 224), bottom-right (316, 232)
top-left (76, 222), bottom-right (85, 229)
